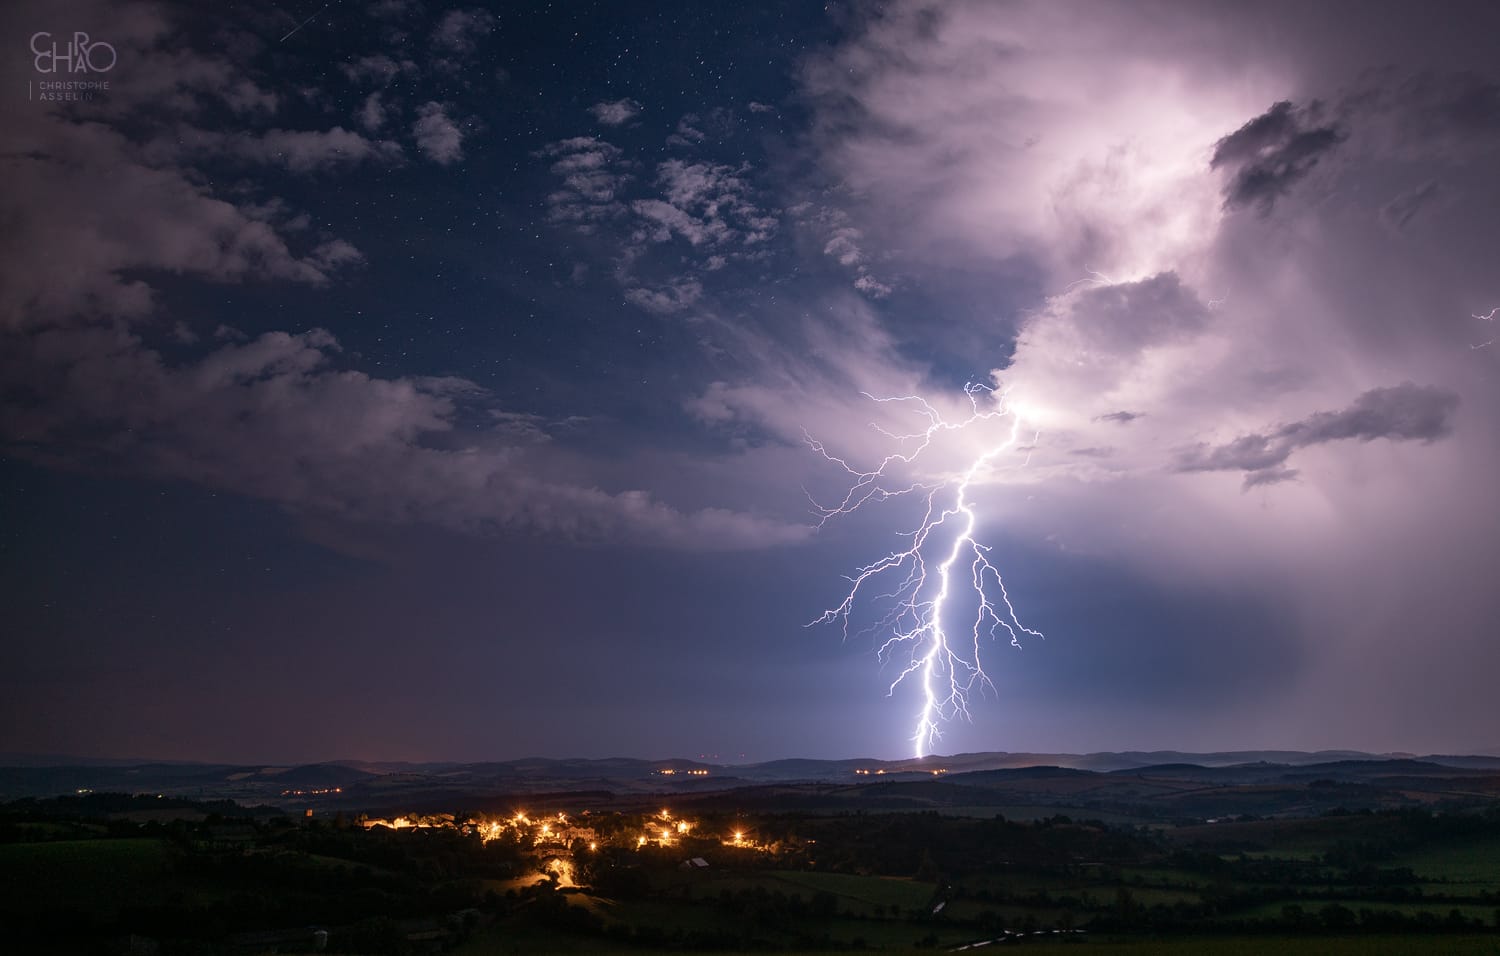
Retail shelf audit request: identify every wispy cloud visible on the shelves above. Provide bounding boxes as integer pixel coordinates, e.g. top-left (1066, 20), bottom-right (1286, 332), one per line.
top-left (539, 137), bottom-right (631, 230)
top-left (624, 279), bottom-right (703, 315)
top-left (429, 8), bottom-right (495, 68)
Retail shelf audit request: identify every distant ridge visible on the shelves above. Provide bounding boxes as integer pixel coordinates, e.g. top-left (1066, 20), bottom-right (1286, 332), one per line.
top-left (4, 749), bottom-right (1500, 802)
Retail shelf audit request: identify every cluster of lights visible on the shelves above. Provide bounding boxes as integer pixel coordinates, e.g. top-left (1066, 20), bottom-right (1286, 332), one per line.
top-left (640, 808), bottom-right (696, 847)
top-left (474, 810), bottom-right (581, 847)
top-left (280, 787), bottom-right (343, 796)
top-left (365, 806), bottom-right (770, 854)
top-left (656, 768), bottom-right (710, 776)
top-left (362, 813), bottom-right (453, 831)
top-left (725, 828), bottom-right (768, 849)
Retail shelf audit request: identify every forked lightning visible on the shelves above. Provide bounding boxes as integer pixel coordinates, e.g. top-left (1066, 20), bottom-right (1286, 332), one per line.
top-left (807, 384), bottom-right (1043, 758)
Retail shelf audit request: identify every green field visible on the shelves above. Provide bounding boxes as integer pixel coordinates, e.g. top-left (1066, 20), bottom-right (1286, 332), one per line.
top-left (1398, 835), bottom-right (1500, 883)
top-left (0, 838), bottom-right (176, 917)
top-left (8, 794), bottom-right (1500, 954)
top-left (678, 869), bottom-right (933, 914)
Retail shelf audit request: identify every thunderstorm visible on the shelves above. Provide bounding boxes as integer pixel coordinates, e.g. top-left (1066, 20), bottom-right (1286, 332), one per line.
top-left (807, 384), bottom-right (1044, 758)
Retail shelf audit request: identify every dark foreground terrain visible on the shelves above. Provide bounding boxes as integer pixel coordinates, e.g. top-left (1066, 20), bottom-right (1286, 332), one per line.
top-left (4, 752), bottom-right (1500, 954)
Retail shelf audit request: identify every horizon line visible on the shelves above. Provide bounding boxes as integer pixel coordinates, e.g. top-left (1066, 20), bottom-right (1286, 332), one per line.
top-left (3, 745), bottom-right (1498, 770)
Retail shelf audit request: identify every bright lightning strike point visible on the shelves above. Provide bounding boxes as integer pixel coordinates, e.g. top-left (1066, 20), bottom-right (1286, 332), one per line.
top-left (806, 383), bottom-right (1043, 759)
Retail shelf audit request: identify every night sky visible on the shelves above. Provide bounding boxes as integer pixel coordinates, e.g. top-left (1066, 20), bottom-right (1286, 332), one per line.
top-left (4, 0), bottom-right (1500, 764)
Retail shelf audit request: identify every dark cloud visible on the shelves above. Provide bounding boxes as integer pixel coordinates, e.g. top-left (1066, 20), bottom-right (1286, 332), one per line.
top-left (155, 126), bottom-right (404, 172)
top-left (0, 326), bottom-right (806, 549)
top-left (1, 96), bottom-right (347, 329)
top-left (1284, 382), bottom-right (1458, 445)
top-left (1069, 273), bottom-right (1210, 351)
top-left (1177, 383), bottom-right (1459, 488)
top-left (1243, 466), bottom-right (1298, 489)
top-left (341, 54), bottom-right (418, 86)
top-left (1426, 73), bottom-right (1500, 135)
top-left (1095, 411), bottom-right (1143, 424)
top-left (1211, 100), bottom-right (1346, 212)
top-left (429, 8), bottom-right (495, 58)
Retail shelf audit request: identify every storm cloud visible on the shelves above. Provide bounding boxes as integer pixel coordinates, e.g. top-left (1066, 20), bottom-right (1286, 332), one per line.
top-left (5, 0), bottom-right (1500, 763)
top-left (1176, 384), bottom-right (1459, 488)
top-left (1211, 100), bottom-right (1346, 212)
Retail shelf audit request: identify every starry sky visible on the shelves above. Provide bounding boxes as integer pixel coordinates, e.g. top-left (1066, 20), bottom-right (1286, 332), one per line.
top-left (4, 0), bottom-right (1500, 764)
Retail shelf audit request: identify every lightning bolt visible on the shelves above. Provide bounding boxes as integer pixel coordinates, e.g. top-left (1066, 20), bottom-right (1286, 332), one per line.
top-left (1470, 307), bottom-right (1494, 348)
top-left (806, 383), bottom-right (1043, 758)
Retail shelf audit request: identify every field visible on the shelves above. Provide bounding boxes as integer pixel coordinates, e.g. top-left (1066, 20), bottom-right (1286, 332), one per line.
top-left (451, 934), bottom-right (1500, 956)
top-left (4, 790), bottom-right (1500, 953)
top-left (1398, 834), bottom-right (1500, 883)
top-left (0, 838), bottom-right (177, 917)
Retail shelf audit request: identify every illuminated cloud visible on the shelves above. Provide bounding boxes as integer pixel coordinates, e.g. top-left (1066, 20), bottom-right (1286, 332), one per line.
top-left (799, 0), bottom-right (1268, 282)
